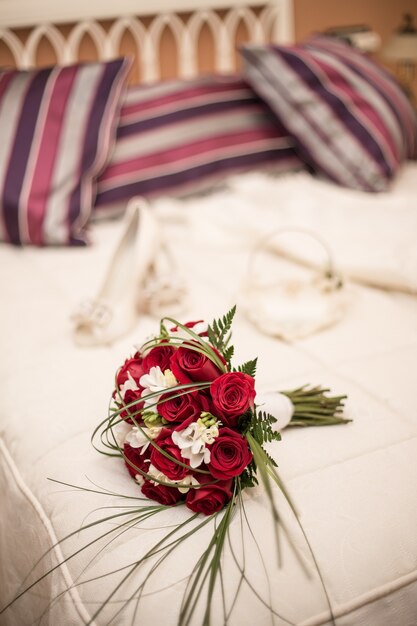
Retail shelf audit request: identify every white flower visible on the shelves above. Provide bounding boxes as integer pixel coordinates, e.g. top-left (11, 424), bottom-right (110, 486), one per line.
top-left (145, 464), bottom-right (198, 493)
top-left (125, 425), bottom-right (162, 454)
top-left (112, 421), bottom-right (132, 447)
top-left (119, 372), bottom-right (139, 398)
top-left (140, 366), bottom-right (173, 392)
top-left (134, 473), bottom-right (145, 486)
top-left (172, 420), bottom-right (218, 468)
top-left (140, 366), bottom-right (178, 407)
top-left (146, 463), bottom-right (170, 486)
top-left (201, 423), bottom-right (219, 445)
top-left (177, 474), bottom-right (200, 494)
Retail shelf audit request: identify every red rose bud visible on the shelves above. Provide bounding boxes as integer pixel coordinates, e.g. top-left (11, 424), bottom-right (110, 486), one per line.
top-left (185, 475), bottom-right (233, 515)
top-left (116, 357), bottom-right (145, 387)
top-left (141, 481), bottom-right (183, 506)
top-left (210, 372), bottom-right (256, 427)
top-left (208, 427), bottom-right (252, 479)
top-left (170, 346), bottom-right (223, 384)
top-left (150, 428), bottom-right (189, 481)
top-left (170, 320), bottom-right (208, 336)
top-left (143, 344), bottom-right (175, 373)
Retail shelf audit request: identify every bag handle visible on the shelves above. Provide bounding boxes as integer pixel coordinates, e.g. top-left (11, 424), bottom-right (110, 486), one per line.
top-left (245, 226), bottom-right (344, 292)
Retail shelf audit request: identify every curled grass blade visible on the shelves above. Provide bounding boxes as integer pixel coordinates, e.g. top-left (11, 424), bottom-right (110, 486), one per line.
top-left (0, 477), bottom-right (180, 615)
top-left (247, 437), bottom-right (336, 626)
top-left (227, 489), bottom-right (296, 626)
top-left (84, 510), bottom-right (209, 624)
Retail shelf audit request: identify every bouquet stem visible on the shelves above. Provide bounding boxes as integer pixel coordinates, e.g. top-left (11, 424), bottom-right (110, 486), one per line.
top-left (282, 385), bottom-right (350, 427)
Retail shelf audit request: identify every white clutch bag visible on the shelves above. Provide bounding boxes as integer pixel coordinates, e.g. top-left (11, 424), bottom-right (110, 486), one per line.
top-left (239, 227), bottom-right (353, 341)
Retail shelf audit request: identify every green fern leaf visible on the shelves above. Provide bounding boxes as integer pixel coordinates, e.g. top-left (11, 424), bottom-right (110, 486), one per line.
top-left (236, 358), bottom-right (257, 377)
top-left (222, 345), bottom-right (234, 368)
top-left (246, 410), bottom-right (281, 447)
top-left (207, 305), bottom-right (237, 353)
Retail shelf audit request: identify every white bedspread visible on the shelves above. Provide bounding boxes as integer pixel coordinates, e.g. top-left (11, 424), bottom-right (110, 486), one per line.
top-left (154, 163), bottom-right (417, 294)
top-left (1, 165), bottom-right (417, 626)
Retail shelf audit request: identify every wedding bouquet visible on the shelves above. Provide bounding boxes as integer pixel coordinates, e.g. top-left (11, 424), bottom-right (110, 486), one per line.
top-left (2, 306), bottom-right (349, 625)
top-left (104, 306), bottom-right (348, 517)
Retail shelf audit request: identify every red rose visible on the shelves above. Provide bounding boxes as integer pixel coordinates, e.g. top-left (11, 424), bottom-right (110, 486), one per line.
top-left (116, 356), bottom-right (145, 387)
top-left (141, 480), bottom-right (183, 506)
top-left (208, 428), bottom-right (252, 479)
top-left (185, 475), bottom-right (233, 515)
top-left (120, 388), bottom-right (144, 423)
top-left (143, 344), bottom-right (175, 373)
top-left (158, 391), bottom-right (209, 424)
top-left (170, 345), bottom-right (223, 384)
top-left (150, 428), bottom-right (189, 481)
top-left (210, 372), bottom-right (256, 427)
top-left (123, 443), bottom-right (149, 478)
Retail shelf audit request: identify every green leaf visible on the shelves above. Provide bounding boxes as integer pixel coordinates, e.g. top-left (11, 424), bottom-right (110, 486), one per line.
top-left (244, 410), bottom-right (280, 447)
top-left (207, 305), bottom-right (236, 354)
top-left (236, 357), bottom-right (257, 378)
top-left (239, 461), bottom-right (258, 489)
top-left (222, 345), bottom-right (234, 369)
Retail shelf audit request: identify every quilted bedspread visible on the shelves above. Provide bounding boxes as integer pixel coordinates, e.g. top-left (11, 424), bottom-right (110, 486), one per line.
top-left (1, 167), bottom-right (417, 626)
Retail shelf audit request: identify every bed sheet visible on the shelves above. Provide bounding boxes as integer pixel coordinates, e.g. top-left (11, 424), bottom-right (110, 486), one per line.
top-left (1, 166), bottom-right (417, 626)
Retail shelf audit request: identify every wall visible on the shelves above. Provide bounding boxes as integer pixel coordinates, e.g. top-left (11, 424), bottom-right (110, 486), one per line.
top-left (294, 0), bottom-right (417, 98)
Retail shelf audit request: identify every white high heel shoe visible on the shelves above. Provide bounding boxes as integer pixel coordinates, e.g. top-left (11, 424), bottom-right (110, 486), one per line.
top-left (72, 198), bottom-right (184, 347)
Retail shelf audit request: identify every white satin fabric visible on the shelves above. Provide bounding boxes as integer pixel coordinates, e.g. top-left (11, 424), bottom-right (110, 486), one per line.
top-left (257, 392), bottom-right (294, 430)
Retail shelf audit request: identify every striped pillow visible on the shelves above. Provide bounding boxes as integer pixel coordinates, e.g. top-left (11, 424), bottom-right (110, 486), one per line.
top-left (241, 37), bottom-right (417, 192)
top-left (0, 58), bottom-right (130, 246)
top-left (94, 74), bottom-right (303, 217)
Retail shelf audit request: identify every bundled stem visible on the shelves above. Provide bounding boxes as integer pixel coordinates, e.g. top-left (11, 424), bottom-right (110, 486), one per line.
top-left (282, 385), bottom-right (350, 427)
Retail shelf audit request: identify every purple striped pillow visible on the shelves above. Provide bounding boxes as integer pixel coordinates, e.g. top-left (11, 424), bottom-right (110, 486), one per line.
top-left (94, 74), bottom-right (303, 217)
top-left (0, 58), bottom-right (130, 246)
top-left (241, 37), bottom-right (417, 192)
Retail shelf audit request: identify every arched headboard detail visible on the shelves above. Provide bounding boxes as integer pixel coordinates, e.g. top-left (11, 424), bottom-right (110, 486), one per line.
top-left (0, 1), bottom-right (294, 83)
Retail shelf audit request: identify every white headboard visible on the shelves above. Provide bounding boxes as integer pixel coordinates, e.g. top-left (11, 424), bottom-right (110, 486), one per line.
top-left (0, 0), bottom-right (294, 81)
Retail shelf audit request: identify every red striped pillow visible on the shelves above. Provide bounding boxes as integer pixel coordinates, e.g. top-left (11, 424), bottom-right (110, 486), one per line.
top-left (241, 37), bottom-right (417, 192)
top-left (94, 74), bottom-right (303, 217)
top-left (0, 59), bottom-right (130, 246)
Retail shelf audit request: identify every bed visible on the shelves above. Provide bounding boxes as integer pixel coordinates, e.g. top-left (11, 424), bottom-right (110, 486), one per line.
top-left (1, 2), bottom-right (417, 625)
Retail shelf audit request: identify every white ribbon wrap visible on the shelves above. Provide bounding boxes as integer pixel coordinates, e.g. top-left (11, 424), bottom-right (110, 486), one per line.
top-left (257, 392), bottom-right (294, 431)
